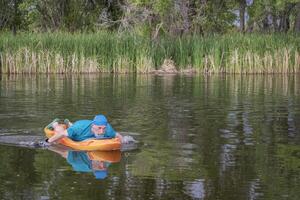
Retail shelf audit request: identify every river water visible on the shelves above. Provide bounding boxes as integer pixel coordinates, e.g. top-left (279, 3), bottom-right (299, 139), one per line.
top-left (0, 74), bottom-right (299, 200)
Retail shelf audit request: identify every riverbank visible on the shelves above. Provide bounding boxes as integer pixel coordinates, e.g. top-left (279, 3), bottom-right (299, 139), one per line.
top-left (0, 32), bottom-right (299, 74)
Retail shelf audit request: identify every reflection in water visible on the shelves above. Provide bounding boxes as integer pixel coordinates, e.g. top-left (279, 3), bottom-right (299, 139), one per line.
top-left (48, 145), bottom-right (121, 180)
top-left (248, 179), bottom-right (264, 200)
top-left (0, 74), bottom-right (300, 199)
top-left (183, 179), bottom-right (206, 199)
top-left (242, 111), bottom-right (254, 145)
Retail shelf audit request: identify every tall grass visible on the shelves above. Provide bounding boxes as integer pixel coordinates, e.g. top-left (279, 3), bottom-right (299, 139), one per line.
top-left (0, 32), bottom-right (299, 74)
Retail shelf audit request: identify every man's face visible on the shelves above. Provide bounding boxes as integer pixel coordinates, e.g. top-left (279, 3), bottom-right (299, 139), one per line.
top-left (91, 160), bottom-right (106, 170)
top-left (92, 124), bottom-right (106, 136)
top-left (53, 123), bottom-right (66, 131)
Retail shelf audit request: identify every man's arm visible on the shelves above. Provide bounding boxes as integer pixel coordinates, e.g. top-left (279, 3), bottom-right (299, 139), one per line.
top-left (48, 127), bottom-right (68, 143)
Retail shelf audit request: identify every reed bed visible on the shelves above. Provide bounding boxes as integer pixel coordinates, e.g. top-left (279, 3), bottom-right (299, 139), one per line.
top-left (0, 32), bottom-right (299, 74)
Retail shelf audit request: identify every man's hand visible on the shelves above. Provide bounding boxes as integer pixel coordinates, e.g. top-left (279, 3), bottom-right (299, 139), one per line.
top-left (38, 139), bottom-right (51, 147)
top-left (121, 135), bottom-right (137, 144)
top-left (116, 133), bottom-right (123, 141)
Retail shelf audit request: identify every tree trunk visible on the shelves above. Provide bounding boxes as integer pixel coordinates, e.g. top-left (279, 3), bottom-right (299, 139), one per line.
top-left (0, 49), bottom-right (2, 75)
top-left (170, 0), bottom-right (190, 36)
top-left (278, 3), bottom-right (296, 32)
top-left (295, 3), bottom-right (300, 32)
top-left (273, 15), bottom-right (280, 32)
top-left (180, 0), bottom-right (190, 34)
top-left (262, 16), bottom-right (270, 32)
top-left (239, 0), bottom-right (246, 33)
top-left (12, 0), bottom-right (17, 35)
top-left (279, 15), bottom-right (290, 32)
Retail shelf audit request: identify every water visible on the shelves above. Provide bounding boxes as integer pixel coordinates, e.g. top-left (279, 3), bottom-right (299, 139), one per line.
top-left (0, 74), bottom-right (299, 200)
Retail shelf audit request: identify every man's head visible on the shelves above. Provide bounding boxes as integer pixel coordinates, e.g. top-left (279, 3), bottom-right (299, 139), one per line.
top-left (91, 115), bottom-right (108, 137)
top-left (92, 160), bottom-right (108, 179)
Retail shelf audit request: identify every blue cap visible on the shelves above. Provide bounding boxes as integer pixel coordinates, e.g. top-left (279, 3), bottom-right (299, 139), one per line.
top-left (92, 115), bottom-right (108, 126)
top-left (93, 170), bottom-right (108, 179)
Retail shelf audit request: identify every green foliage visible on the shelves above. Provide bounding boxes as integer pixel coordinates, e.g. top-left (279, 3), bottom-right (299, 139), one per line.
top-left (0, 32), bottom-right (299, 73)
top-left (129, 0), bottom-right (150, 6)
top-left (152, 0), bottom-right (172, 16)
top-left (248, 0), bottom-right (300, 32)
top-left (1, 0), bottom-right (300, 34)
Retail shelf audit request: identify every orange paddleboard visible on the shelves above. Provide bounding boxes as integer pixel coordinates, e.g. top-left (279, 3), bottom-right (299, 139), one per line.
top-left (44, 127), bottom-right (121, 151)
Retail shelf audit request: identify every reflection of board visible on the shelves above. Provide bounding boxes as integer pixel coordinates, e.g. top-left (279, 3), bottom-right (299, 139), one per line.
top-left (0, 135), bottom-right (45, 148)
top-left (87, 150), bottom-right (121, 163)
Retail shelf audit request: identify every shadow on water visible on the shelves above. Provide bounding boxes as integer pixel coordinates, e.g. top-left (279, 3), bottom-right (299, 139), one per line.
top-left (0, 74), bottom-right (299, 199)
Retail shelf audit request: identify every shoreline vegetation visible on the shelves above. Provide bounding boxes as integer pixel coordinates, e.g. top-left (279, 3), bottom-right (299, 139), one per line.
top-left (0, 32), bottom-right (299, 74)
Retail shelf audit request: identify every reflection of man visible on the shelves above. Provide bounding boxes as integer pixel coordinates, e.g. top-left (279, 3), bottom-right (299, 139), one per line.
top-left (67, 151), bottom-right (110, 179)
top-left (48, 145), bottom-right (119, 180)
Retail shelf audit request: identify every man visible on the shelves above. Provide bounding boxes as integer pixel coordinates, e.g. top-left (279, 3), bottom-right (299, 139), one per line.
top-left (46, 114), bottom-right (122, 144)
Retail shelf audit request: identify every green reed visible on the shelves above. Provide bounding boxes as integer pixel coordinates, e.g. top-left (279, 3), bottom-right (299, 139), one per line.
top-left (0, 32), bottom-right (299, 73)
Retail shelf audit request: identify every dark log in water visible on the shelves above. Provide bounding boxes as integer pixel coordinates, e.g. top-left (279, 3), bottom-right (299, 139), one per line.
top-left (0, 135), bottom-right (139, 151)
top-left (0, 135), bottom-right (46, 148)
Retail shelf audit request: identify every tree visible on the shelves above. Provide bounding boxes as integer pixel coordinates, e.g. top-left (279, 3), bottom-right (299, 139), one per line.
top-left (1, 0), bottom-right (299, 33)
top-left (18, 0), bottom-right (115, 32)
top-left (238, 0), bottom-right (247, 32)
top-left (294, 2), bottom-right (300, 32)
top-left (247, 0), bottom-right (299, 33)
top-left (0, 0), bottom-right (22, 34)
top-left (0, 0), bottom-right (12, 30)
